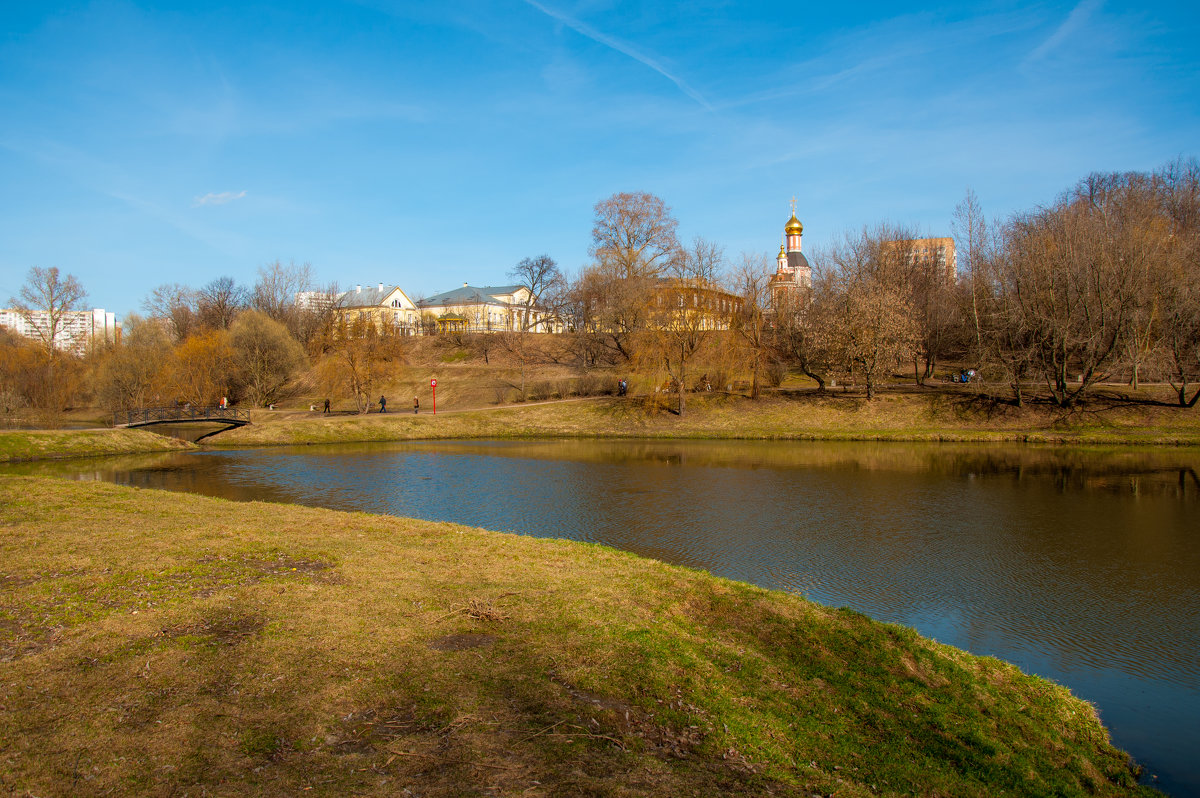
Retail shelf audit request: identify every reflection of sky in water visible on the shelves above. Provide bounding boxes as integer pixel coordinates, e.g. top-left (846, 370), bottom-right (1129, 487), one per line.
top-left (14, 439), bottom-right (1200, 797)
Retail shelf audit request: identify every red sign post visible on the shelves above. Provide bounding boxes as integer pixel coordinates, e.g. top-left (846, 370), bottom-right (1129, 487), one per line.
top-left (430, 378), bottom-right (437, 415)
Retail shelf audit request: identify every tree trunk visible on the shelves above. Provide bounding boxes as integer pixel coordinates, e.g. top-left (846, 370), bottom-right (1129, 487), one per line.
top-left (800, 363), bottom-right (826, 392)
top-left (677, 345), bottom-right (686, 417)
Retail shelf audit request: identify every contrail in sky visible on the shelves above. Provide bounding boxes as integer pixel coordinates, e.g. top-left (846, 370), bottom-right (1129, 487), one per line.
top-left (523, 0), bottom-right (712, 111)
top-left (1026, 0), bottom-right (1103, 64)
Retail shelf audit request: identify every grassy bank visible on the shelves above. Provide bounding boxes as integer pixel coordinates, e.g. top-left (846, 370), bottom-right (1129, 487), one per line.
top-left (0, 427), bottom-right (195, 462)
top-left (5, 390), bottom-right (1198, 462)
top-left (0, 476), bottom-right (1157, 797)
top-left (209, 390), bottom-right (1200, 448)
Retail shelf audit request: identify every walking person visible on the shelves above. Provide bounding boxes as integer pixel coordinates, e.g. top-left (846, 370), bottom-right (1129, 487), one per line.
top-left (379, 395), bottom-right (387, 413)
top-left (323, 398), bottom-right (330, 414)
top-left (413, 396), bottom-right (419, 414)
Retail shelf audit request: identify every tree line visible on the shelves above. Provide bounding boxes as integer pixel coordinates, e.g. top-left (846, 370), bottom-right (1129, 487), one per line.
top-left (3, 158), bottom-right (1198, 419)
top-left (535, 162), bottom-right (1199, 412)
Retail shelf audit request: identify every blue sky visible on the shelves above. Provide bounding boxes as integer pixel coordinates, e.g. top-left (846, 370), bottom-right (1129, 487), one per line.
top-left (1, 0), bottom-right (1197, 318)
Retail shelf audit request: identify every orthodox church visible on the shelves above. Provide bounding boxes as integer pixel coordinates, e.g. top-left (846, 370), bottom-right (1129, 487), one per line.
top-left (768, 203), bottom-right (812, 307)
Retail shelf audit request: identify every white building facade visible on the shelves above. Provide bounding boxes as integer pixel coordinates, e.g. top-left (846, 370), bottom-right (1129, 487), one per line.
top-left (0, 308), bottom-right (120, 354)
top-left (417, 284), bottom-right (557, 334)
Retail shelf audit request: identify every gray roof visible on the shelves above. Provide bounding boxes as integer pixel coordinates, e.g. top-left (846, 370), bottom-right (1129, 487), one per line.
top-left (418, 284), bottom-right (525, 307)
top-left (787, 251), bottom-right (811, 272)
top-left (339, 284), bottom-right (406, 308)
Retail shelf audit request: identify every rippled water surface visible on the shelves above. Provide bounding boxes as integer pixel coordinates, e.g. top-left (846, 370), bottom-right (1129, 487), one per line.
top-left (10, 440), bottom-right (1199, 796)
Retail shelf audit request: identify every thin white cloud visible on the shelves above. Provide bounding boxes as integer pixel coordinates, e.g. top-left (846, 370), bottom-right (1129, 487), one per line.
top-left (1026, 0), bottom-right (1103, 64)
top-left (0, 137), bottom-right (247, 256)
top-left (111, 190), bottom-right (249, 256)
top-left (193, 190), bottom-right (247, 207)
top-left (522, 0), bottom-right (712, 111)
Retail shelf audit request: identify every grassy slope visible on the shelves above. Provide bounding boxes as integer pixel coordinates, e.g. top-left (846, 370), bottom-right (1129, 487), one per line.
top-left (210, 391), bottom-right (1200, 448)
top-left (0, 476), bottom-right (1157, 797)
top-left (0, 428), bottom-right (194, 462)
top-left (6, 390), bottom-right (1198, 462)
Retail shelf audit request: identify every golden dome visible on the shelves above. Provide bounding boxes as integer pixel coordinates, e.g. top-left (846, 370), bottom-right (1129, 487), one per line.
top-left (778, 242), bottom-right (787, 258)
top-left (785, 213), bottom-right (803, 236)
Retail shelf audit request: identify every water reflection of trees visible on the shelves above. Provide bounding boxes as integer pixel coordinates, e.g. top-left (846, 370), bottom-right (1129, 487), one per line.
top-left (400, 440), bottom-right (1200, 501)
top-left (0, 451), bottom-right (302, 506)
top-left (6, 440), bottom-right (1198, 503)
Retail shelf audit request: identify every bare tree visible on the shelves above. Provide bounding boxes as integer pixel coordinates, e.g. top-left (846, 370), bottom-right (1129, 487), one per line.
top-left (252, 259), bottom-right (314, 338)
top-left (771, 290), bottom-right (832, 392)
top-left (590, 192), bottom-right (680, 279)
top-left (96, 313), bottom-right (171, 411)
top-left (9, 266), bottom-right (87, 358)
top-left (508, 255), bottom-right (565, 332)
top-left (907, 257), bottom-right (956, 386)
top-left (572, 262), bottom-right (656, 364)
top-left (574, 192), bottom-right (683, 365)
top-left (644, 237), bottom-right (726, 416)
top-left (823, 227), bottom-right (920, 400)
top-left (730, 254), bottom-right (773, 399)
top-left (556, 279), bottom-right (612, 368)
top-left (953, 188), bottom-right (989, 358)
top-left (1155, 158), bottom-right (1200, 406)
top-left (994, 175), bottom-right (1147, 407)
top-left (318, 314), bottom-right (405, 413)
top-left (295, 282), bottom-right (343, 353)
top-left (143, 283), bottom-right (198, 342)
top-left (196, 276), bottom-right (249, 331)
top-left (977, 247), bottom-right (1036, 406)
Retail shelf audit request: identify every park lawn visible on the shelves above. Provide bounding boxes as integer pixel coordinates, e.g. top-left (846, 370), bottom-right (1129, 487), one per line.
top-left (4, 391), bottom-right (1199, 462)
top-left (0, 476), bottom-right (1158, 797)
top-left (209, 390), bottom-right (1200, 448)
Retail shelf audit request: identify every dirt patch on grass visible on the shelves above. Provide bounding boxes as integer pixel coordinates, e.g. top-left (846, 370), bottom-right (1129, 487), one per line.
top-left (332, 705), bottom-right (440, 755)
top-left (1, 553), bottom-right (338, 662)
top-left (550, 674), bottom-right (726, 766)
top-left (428, 632), bottom-right (497, 651)
top-left (161, 608), bottom-right (267, 646)
top-left (199, 552), bottom-right (337, 577)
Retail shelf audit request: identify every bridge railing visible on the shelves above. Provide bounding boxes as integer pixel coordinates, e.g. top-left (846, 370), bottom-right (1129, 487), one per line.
top-left (113, 406), bottom-right (252, 428)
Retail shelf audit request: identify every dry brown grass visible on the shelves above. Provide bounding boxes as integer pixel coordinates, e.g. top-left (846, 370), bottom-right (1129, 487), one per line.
top-left (0, 476), bottom-right (1159, 797)
top-left (209, 388), bottom-right (1200, 449)
top-left (0, 427), bottom-right (195, 462)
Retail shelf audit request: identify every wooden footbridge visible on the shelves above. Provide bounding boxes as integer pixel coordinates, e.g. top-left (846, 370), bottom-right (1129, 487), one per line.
top-left (113, 406), bottom-right (252, 442)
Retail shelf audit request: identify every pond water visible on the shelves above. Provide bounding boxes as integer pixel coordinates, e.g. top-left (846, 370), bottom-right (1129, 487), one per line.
top-left (7, 439), bottom-right (1199, 796)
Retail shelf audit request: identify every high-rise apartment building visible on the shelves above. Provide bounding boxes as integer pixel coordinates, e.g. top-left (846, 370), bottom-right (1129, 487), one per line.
top-left (0, 308), bottom-right (120, 354)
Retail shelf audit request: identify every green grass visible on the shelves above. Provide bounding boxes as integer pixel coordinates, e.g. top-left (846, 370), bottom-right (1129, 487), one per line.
top-left (0, 475), bottom-right (1160, 797)
top-left (0, 428), bottom-right (195, 461)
